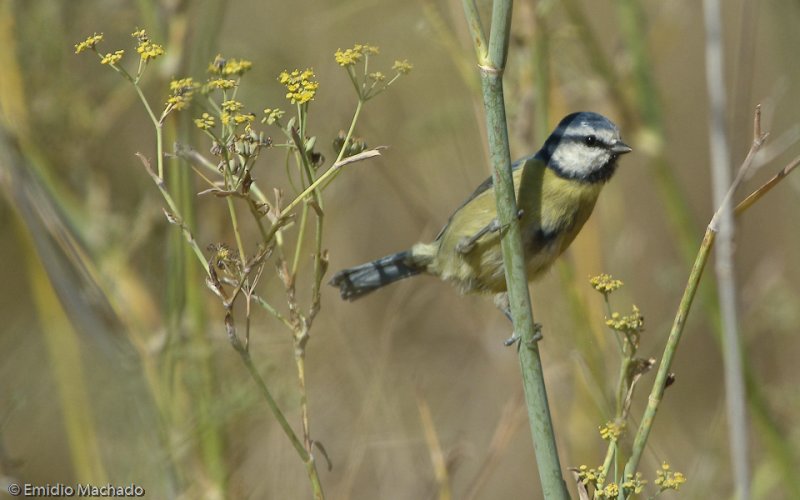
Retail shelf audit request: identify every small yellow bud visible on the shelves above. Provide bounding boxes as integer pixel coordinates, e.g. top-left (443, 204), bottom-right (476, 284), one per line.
top-left (74, 33), bottom-right (104, 54)
top-left (590, 273), bottom-right (623, 294)
top-left (100, 50), bottom-right (125, 65)
top-left (278, 68), bottom-right (318, 104)
top-left (392, 59), bottom-right (413, 75)
top-left (194, 112), bottom-right (215, 130)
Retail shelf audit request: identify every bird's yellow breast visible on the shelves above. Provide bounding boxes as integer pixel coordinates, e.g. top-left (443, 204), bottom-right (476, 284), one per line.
top-left (421, 158), bottom-right (604, 294)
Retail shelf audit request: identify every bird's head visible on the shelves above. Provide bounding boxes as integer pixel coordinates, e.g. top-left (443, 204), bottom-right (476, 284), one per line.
top-left (539, 112), bottom-right (631, 183)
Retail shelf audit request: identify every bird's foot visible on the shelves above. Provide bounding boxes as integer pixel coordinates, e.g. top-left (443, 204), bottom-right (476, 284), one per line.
top-left (456, 210), bottom-right (524, 255)
top-left (504, 323), bottom-right (543, 348)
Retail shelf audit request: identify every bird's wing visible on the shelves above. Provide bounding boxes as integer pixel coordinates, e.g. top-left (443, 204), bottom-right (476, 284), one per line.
top-left (433, 154), bottom-right (536, 241)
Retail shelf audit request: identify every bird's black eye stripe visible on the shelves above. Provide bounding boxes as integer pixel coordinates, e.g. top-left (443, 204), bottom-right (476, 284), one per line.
top-left (555, 132), bottom-right (611, 150)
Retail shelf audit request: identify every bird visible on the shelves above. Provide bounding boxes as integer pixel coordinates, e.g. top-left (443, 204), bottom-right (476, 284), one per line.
top-left (329, 111), bottom-right (631, 302)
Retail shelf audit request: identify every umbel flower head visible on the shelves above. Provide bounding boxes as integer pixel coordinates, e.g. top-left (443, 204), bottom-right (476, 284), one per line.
top-left (278, 69), bottom-right (318, 105)
top-left (208, 54), bottom-right (253, 77)
top-left (590, 273), bottom-right (623, 294)
top-left (392, 59), bottom-right (413, 74)
top-left (74, 33), bottom-right (103, 54)
top-left (100, 50), bottom-right (125, 65)
top-left (167, 78), bottom-right (197, 111)
top-left (655, 462), bottom-right (687, 491)
top-left (132, 29), bottom-right (164, 62)
top-left (334, 44), bottom-right (379, 67)
top-left (606, 305), bottom-right (644, 335)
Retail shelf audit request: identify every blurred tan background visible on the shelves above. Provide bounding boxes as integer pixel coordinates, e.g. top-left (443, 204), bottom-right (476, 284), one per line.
top-left (1, 1), bottom-right (799, 499)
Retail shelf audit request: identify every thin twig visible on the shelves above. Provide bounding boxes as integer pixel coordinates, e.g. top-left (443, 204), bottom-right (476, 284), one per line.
top-left (622, 108), bottom-right (799, 483)
top-left (279, 147), bottom-right (384, 217)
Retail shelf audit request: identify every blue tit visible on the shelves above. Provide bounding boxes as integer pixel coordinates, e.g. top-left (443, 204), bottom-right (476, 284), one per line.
top-left (330, 111), bottom-right (631, 300)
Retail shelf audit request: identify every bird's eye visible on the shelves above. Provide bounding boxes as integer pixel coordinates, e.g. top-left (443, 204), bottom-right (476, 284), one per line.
top-left (584, 135), bottom-right (598, 147)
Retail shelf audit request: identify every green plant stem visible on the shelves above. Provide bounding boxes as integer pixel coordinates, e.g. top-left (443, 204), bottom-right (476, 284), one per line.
top-left (623, 227), bottom-right (714, 480)
top-left (236, 348), bottom-right (324, 499)
top-left (600, 441), bottom-right (617, 485)
top-left (622, 155), bottom-right (800, 484)
top-left (130, 83), bottom-right (166, 179)
top-left (310, 207), bottom-right (324, 315)
top-left (295, 345), bottom-right (311, 450)
top-left (463, 1), bottom-right (568, 498)
top-left (226, 196), bottom-right (247, 265)
top-left (280, 147), bottom-right (381, 218)
top-left (290, 121), bottom-right (320, 277)
top-left (291, 203), bottom-right (310, 275)
top-left (137, 154), bottom-right (210, 275)
top-left (332, 99), bottom-right (363, 165)
top-left (320, 98), bottom-right (364, 191)
top-left (252, 294), bottom-right (293, 329)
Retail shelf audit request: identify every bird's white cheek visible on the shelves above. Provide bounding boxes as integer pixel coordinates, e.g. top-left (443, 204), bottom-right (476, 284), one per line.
top-left (553, 147), bottom-right (612, 177)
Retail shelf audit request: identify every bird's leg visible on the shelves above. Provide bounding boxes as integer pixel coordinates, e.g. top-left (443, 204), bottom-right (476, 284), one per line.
top-left (456, 209), bottom-right (524, 255)
top-left (495, 292), bottom-right (513, 320)
top-left (494, 292), bottom-right (543, 347)
top-left (456, 219), bottom-right (500, 254)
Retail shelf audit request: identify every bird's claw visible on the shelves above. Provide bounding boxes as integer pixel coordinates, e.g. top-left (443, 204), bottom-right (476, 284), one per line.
top-left (504, 334), bottom-right (519, 347)
top-left (456, 238), bottom-right (476, 255)
top-left (456, 217), bottom-right (506, 255)
top-left (503, 323), bottom-right (543, 348)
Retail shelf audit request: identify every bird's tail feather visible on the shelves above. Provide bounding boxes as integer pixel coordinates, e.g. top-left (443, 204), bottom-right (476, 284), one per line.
top-left (329, 250), bottom-right (425, 301)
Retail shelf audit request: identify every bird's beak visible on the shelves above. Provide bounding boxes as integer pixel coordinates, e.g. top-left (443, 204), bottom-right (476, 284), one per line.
top-left (611, 141), bottom-right (632, 155)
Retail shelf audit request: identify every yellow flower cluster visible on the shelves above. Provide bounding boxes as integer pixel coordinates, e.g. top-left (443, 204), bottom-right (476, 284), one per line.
top-left (391, 59), bottom-right (413, 75)
top-left (170, 77), bottom-right (195, 93)
top-left (590, 273), bottom-right (623, 294)
top-left (655, 462), bottom-right (686, 491)
top-left (194, 112), bottom-right (215, 130)
top-left (222, 100), bottom-right (244, 113)
top-left (574, 465), bottom-right (604, 487)
top-left (221, 112), bottom-right (255, 126)
top-left (606, 305), bottom-right (644, 334)
top-left (208, 55), bottom-right (253, 76)
top-left (137, 40), bottom-right (165, 61)
top-left (369, 71), bottom-right (386, 82)
top-left (262, 108), bottom-right (285, 125)
top-left (334, 48), bottom-right (361, 67)
top-left (165, 78), bottom-right (195, 110)
top-left (597, 482), bottom-right (619, 498)
top-left (100, 50), bottom-right (124, 65)
top-left (75, 33), bottom-right (103, 54)
top-left (278, 69), bottom-right (318, 105)
top-left (334, 43), bottom-right (380, 67)
top-left (130, 29), bottom-right (164, 62)
top-left (208, 78), bottom-right (237, 90)
top-left (621, 472), bottom-right (646, 495)
top-left (599, 421), bottom-right (625, 441)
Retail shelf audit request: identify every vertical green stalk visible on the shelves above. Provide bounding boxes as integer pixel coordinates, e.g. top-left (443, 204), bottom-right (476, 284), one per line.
top-left (235, 348), bottom-right (324, 499)
top-left (623, 229), bottom-right (715, 479)
top-left (462, 1), bottom-right (568, 498)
